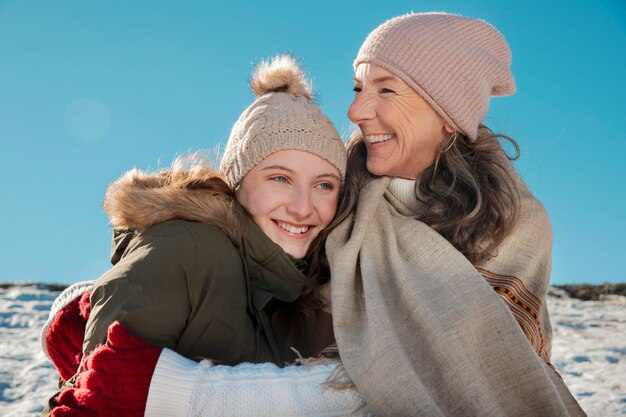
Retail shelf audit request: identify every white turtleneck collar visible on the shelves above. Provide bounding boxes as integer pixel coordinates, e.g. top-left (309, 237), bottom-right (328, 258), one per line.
top-left (387, 177), bottom-right (421, 214)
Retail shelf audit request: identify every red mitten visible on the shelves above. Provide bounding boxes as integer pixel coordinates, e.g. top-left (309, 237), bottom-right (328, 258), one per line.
top-left (46, 291), bottom-right (91, 381)
top-left (52, 321), bottom-right (163, 417)
top-left (50, 388), bottom-right (98, 417)
top-left (78, 291), bottom-right (91, 321)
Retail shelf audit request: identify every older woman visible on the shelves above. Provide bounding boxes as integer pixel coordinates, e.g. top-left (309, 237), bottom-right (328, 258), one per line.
top-left (43, 13), bottom-right (585, 417)
top-left (323, 12), bottom-right (584, 416)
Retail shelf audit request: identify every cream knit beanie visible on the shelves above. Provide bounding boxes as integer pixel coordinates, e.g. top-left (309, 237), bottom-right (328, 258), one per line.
top-left (354, 12), bottom-right (516, 140)
top-left (220, 55), bottom-right (346, 188)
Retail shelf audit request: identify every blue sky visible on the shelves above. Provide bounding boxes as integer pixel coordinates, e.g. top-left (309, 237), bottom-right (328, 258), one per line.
top-left (1, 0), bottom-right (624, 285)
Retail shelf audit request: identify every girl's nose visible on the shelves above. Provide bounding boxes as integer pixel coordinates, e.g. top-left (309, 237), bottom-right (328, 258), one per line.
top-left (285, 187), bottom-right (314, 221)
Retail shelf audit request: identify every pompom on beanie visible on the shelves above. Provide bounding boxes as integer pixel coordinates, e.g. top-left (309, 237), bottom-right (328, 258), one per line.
top-left (220, 55), bottom-right (346, 188)
top-left (354, 12), bottom-right (516, 140)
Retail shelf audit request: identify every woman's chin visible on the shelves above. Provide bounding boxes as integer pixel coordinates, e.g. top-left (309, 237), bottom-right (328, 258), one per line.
top-left (366, 160), bottom-right (391, 177)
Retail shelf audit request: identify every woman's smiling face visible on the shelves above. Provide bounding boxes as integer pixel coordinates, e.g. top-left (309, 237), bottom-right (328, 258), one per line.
top-left (236, 149), bottom-right (341, 259)
top-left (348, 63), bottom-right (453, 179)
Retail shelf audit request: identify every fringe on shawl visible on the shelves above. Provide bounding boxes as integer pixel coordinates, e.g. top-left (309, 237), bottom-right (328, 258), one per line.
top-left (291, 347), bottom-right (356, 391)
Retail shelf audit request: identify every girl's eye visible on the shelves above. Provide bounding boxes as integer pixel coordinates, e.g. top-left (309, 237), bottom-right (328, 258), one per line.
top-left (318, 182), bottom-right (335, 191)
top-left (271, 176), bottom-right (289, 183)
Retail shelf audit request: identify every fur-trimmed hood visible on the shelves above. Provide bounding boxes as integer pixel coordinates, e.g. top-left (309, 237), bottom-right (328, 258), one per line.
top-left (103, 164), bottom-right (242, 246)
top-left (102, 163), bottom-right (310, 306)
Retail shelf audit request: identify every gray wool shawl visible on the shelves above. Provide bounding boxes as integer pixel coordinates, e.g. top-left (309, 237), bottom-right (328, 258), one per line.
top-left (326, 175), bottom-right (585, 417)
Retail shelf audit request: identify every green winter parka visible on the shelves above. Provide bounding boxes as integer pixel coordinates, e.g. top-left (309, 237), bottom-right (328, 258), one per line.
top-left (83, 167), bottom-right (314, 366)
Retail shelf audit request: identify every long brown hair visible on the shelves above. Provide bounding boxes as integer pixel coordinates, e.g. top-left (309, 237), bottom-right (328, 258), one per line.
top-left (344, 125), bottom-right (521, 264)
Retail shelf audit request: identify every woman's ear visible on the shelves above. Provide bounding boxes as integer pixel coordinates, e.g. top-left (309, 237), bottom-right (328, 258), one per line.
top-left (444, 123), bottom-right (455, 134)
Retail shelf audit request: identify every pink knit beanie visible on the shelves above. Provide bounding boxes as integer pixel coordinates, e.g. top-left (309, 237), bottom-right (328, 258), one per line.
top-left (220, 55), bottom-right (346, 187)
top-left (354, 13), bottom-right (516, 140)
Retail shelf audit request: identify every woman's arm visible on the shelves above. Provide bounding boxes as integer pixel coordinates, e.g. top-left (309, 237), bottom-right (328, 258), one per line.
top-left (50, 321), bottom-right (368, 417)
top-left (146, 349), bottom-right (369, 417)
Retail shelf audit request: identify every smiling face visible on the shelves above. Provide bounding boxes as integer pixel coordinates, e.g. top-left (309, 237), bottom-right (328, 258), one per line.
top-left (348, 64), bottom-right (454, 179)
top-left (236, 149), bottom-right (341, 259)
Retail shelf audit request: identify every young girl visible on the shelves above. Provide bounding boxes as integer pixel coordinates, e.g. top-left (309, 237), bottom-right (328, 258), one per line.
top-left (41, 55), bottom-right (356, 416)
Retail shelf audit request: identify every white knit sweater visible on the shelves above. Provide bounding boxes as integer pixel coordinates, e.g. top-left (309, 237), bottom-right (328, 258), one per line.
top-left (145, 349), bottom-right (369, 417)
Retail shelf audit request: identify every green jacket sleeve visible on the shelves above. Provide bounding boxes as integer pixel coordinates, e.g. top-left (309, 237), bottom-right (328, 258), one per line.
top-left (83, 220), bottom-right (197, 355)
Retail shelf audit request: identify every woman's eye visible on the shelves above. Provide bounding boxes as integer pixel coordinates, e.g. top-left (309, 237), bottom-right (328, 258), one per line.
top-left (380, 88), bottom-right (396, 94)
top-left (353, 86), bottom-right (362, 93)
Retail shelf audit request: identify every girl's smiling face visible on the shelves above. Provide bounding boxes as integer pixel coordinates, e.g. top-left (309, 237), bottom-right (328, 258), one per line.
top-left (236, 149), bottom-right (341, 259)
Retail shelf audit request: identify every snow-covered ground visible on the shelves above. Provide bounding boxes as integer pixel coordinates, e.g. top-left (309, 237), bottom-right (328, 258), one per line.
top-left (548, 287), bottom-right (626, 416)
top-left (0, 284), bottom-right (624, 416)
top-left (0, 285), bottom-right (59, 417)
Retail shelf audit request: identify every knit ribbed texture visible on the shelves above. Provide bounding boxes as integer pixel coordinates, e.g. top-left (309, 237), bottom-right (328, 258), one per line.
top-left (145, 349), bottom-right (369, 417)
top-left (387, 178), bottom-right (419, 214)
top-left (354, 13), bottom-right (516, 140)
top-left (220, 56), bottom-right (346, 188)
top-left (144, 348), bottom-right (202, 416)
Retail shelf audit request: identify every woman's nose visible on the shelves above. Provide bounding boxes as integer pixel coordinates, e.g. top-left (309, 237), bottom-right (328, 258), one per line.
top-left (347, 91), bottom-right (375, 124)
